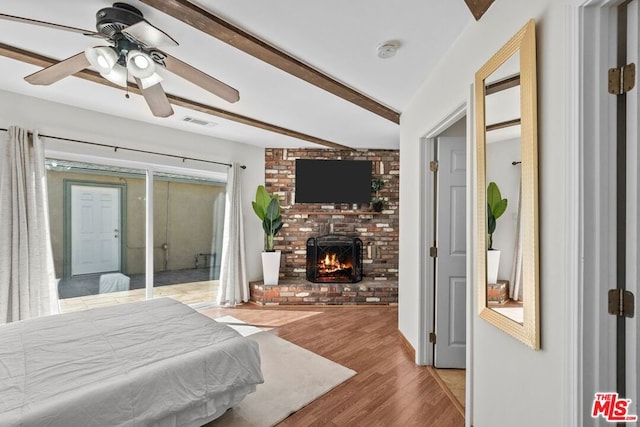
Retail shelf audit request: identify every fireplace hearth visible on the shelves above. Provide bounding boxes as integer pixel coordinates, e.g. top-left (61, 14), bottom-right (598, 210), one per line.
top-left (306, 235), bottom-right (363, 283)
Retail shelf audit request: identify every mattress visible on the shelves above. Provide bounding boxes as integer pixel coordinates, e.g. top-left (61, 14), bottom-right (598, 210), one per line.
top-left (0, 298), bottom-right (264, 427)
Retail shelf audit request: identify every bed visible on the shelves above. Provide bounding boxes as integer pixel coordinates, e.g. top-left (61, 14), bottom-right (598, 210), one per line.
top-left (0, 298), bottom-right (264, 427)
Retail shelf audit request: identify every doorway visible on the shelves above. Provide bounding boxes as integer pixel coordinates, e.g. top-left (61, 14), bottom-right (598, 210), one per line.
top-left (420, 107), bottom-right (469, 414)
top-left (69, 184), bottom-right (122, 276)
top-left (432, 134), bottom-right (467, 369)
top-left (578, 0), bottom-right (639, 424)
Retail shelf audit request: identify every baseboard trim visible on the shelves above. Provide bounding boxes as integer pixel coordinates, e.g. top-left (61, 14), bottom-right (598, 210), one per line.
top-left (397, 330), bottom-right (416, 361)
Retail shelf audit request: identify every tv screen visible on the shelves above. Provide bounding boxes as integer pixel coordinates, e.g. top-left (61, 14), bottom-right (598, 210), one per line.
top-left (295, 159), bottom-right (372, 204)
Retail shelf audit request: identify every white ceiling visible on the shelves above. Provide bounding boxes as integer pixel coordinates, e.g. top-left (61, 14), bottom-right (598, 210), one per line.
top-left (0, 1), bottom-right (472, 149)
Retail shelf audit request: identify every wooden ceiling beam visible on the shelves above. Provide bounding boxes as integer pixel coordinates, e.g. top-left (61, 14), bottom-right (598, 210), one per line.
top-left (463, 0), bottom-right (495, 21)
top-left (0, 43), bottom-right (351, 150)
top-left (485, 74), bottom-right (520, 95)
top-left (138, 0), bottom-right (401, 124)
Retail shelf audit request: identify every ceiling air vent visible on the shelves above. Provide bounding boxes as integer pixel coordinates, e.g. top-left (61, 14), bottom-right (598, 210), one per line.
top-left (182, 116), bottom-right (216, 127)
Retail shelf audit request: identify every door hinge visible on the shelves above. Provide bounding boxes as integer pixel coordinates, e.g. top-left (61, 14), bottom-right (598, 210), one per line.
top-left (608, 63), bottom-right (636, 95)
top-left (429, 160), bottom-right (438, 172)
top-left (429, 246), bottom-right (438, 258)
top-left (429, 332), bottom-right (436, 344)
top-left (608, 289), bottom-right (635, 318)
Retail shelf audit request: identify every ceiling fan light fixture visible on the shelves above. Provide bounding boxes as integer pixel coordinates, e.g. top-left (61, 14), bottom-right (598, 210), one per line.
top-left (101, 63), bottom-right (128, 87)
top-left (85, 46), bottom-right (118, 74)
top-left (127, 50), bottom-right (155, 78)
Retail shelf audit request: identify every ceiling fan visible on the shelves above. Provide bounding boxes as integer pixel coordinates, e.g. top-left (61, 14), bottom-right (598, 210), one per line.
top-left (0, 2), bottom-right (240, 117)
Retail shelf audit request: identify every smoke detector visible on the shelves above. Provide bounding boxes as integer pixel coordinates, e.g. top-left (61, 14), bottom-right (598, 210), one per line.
top-left (377, 41), bottom-right (400, 59)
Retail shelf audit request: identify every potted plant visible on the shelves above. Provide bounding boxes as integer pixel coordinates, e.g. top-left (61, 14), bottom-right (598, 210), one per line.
top-left (252, 185), bottom-right (284, 285)
top-left (487, 181), bottom-right (508, 284)
top-left (371, 178), bottom-right (385, 212)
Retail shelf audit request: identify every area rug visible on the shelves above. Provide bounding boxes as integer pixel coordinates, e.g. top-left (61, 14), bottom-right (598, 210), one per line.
top-left (206, 329), bottom-right (356, 427)
top-left (214, 315), bottom-right (263, 337)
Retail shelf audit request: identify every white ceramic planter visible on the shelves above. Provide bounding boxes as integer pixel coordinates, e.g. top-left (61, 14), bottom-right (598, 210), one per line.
top-left (261, 250), bottom-right (281, 285)
top-left (487, 249), bottom-right (501, 285)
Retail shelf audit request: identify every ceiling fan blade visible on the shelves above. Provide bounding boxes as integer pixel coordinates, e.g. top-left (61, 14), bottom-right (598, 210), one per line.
top-left (135, 78), bottom-right (174, 117)
top-left (162, 54), bottom-right (239, 103)
top-left (24, 52), bottom-right (91, 85)
top-left (122, 20), bottom-right (178, 48)
top-left (0, 13), bottom-right (107, 39)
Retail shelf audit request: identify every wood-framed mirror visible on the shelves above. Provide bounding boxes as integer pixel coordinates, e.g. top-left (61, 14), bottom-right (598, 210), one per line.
top-left (475, 19), bottom-right (540, 349)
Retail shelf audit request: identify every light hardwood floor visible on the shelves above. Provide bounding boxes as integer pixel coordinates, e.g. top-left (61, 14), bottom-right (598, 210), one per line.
top-left (58, 280), bottom-right (219, 313)
top-left (203, 304), bottom-right (465, 426)
top-left (432, 368), bottom-right (466, 412)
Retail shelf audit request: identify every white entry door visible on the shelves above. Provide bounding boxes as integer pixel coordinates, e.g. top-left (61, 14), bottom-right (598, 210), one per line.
top-left (434, 136), bottom-right (467, 368)
top-left (71, 185), bottom-right (121, 275)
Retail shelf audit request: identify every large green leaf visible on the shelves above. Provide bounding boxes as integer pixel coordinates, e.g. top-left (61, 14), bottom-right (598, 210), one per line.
top-left (262, 221), bottom-right (272, 236)
top-left (264, 197), bottom-right (281, 221)
top-left (487, 204), bottom-right (496, 235)
top-left (492, 198), bottom-right (508, 220)
top-left (264, 217), bottom-right (283, 235)
top-left (487, 182), bottom-right (502, 209)
top-left (272, 217), bottom-right (283, 235)
top-left (486, 182), bottom-right (507, 250)
top-left (252, 201), bottom-right (263, 220)
top-left (487, 182), bottom-right (508, 219)
top-left (252, 185), bottom-right (271, 220)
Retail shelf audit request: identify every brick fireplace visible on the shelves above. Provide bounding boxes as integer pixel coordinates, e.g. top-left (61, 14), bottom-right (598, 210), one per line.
top-left (250, 148), bottom-right (399, 305)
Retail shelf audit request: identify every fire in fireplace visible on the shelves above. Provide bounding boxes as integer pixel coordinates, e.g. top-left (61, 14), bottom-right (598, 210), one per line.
top-left (306, 235), bottom-right (363, 283)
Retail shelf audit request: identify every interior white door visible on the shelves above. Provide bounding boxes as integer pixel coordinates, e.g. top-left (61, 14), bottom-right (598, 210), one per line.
top-left (434, 136), bottom-right (467, 368)
top-left (625, 0), bottom-right (638, 415)
top-left (71, 185), bottom-right (121, 275)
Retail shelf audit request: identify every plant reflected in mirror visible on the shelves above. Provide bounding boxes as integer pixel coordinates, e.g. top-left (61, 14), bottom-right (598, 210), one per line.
top-left (487, 182), bottom-right (508, 250)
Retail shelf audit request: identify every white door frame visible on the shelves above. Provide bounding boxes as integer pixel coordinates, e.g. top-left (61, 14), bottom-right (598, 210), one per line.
top-left (566, 0), bottom-right (628, 426)
top-left (626, 0), bottom-right (639, 414)
top-left (64, 180), bottom-right (126, 278)
top-left (418, 100), bottom-right (472, 425)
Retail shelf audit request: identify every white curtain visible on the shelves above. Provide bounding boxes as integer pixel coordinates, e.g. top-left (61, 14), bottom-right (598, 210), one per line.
top-left (210, 191), bottom-right (226, 279)
top-left (217, 163), bottom-right (248, 306)
top-left (0, 127), bottom-right (58, 323)
top-left (509, 183), bottom-right (524, 301)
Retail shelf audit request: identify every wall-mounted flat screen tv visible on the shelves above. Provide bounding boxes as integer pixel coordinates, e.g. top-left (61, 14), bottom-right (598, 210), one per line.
top-left (295, 159), bottom-right (372, 203)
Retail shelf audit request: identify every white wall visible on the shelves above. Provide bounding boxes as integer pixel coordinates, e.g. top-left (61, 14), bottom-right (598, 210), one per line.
top-left (0, 89), bottom-right (266, 281)
top-left (400, 1), bottom-right (569, 426)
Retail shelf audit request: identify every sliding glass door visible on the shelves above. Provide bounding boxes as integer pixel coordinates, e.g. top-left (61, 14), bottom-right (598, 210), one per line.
top-left (46, 158), bottom-right (225, 313)
top-left (48, 160), bottom-right (147, 312)
top-left (151, 171), bottom-right (225, 306)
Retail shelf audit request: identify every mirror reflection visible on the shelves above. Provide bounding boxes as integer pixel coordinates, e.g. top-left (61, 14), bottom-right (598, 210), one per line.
top-left (484, 54), bottom-right (523, 324)
top-left (475, 19), bottom-right (539, 349)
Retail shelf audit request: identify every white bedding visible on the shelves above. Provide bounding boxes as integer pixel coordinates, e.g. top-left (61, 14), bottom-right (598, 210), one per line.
top-left (0, 298), bottom-right (263, 427)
